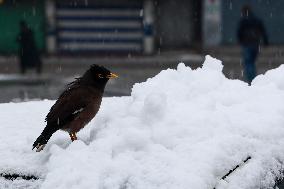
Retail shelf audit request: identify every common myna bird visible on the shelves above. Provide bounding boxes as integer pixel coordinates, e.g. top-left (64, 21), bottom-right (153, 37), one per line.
top-left (32, 65), bottom-right (118, 152)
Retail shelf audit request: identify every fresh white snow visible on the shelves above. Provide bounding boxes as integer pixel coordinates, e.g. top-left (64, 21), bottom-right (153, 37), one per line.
top-left (1, 55), bottom-right (284, 189)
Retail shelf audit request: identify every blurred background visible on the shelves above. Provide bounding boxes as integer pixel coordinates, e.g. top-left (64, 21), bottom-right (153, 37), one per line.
top-left (0, 0), bottom-right (282, 102)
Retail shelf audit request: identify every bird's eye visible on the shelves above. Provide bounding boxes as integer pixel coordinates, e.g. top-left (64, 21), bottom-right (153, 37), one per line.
top-left (98, 74), bottom-right (104, 78)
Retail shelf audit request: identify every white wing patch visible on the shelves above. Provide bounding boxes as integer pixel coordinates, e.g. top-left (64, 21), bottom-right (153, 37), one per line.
top-left (72, 108), bottom-right (84, 115)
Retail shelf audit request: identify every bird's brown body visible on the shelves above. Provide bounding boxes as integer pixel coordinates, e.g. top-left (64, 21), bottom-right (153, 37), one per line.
top-left (47, 85), bottom-right (102, 134)
top-left (33, 65), bottom-right (118, 152)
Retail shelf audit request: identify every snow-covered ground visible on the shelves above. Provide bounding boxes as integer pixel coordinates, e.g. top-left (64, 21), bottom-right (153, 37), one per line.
top-left (1, 55), bottom-right (284, 189)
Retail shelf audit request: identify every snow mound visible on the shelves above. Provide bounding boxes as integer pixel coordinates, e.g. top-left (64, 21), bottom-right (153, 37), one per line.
top-left (1, 55), bottom-right (284, 189)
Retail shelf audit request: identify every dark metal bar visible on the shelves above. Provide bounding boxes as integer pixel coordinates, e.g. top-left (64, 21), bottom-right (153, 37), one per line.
top-left (214, 156), bottom-right (251, 189)
top-left (0, 173), bottom-right (40, 181)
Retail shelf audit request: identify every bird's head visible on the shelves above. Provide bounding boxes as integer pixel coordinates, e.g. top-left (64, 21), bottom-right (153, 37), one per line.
top-left (82, 64), bottom-right (118, 88)
top-left (89, 64), bottom-right (118, 80)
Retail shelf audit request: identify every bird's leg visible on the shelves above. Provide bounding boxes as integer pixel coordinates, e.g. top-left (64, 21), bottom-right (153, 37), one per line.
top-left (69, 132), bottom-right (77, 142)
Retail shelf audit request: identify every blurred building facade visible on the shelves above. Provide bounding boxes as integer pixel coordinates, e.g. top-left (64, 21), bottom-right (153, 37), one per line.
top-left (45, 0), bottom-right (201, 55)
top-left (0, 0), bottom-right (202, 55)
top-left (0, 0), bottom-right (282, 55)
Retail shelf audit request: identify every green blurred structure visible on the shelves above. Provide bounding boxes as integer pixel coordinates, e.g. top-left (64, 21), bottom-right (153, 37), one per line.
top-left (0, 1), bottom-right (45, 54)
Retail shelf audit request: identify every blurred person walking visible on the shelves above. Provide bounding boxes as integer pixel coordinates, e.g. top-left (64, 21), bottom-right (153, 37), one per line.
top-left (17, 20), bottom-right (42, 74)
top-left (237, 5), bottom-right (268, 85)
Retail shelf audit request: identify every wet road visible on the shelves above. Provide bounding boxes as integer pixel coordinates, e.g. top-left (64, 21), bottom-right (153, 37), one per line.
top-left (0, 51), bottom-right (282, 103)
top-left (0, 67), bottom-right (177, 103)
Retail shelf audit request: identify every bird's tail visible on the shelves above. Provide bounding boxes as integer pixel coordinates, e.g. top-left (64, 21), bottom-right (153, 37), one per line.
top-left (32, 125), bottom-right (58, 152)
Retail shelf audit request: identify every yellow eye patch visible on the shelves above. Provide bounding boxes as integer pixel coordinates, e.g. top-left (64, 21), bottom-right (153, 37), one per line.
top-left (98, 74), bottom-right (104, 78)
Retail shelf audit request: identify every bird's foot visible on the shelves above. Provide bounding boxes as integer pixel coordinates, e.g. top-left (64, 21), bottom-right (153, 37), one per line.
top-left (69, 133), bottom-right (77, 142)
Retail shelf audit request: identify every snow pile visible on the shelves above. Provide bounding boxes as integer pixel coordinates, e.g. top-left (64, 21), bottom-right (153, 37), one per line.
top-left (1, 55), bottom-right (284, 189)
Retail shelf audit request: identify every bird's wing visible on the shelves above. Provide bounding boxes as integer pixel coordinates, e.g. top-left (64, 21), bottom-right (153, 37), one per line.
top-left (45, 86), bottom-right (90, 128)
top-left (62, 101), bottom-right (100, 133)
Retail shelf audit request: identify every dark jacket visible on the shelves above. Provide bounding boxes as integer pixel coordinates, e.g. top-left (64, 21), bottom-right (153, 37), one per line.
top-left (237, 14), bottom-right (268, 46)
top-left (17, 27), bottom-right (41, 67)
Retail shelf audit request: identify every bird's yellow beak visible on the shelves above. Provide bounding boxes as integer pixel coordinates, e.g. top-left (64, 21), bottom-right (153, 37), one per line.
top-left (107, 73), bottom-right (118, 79)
